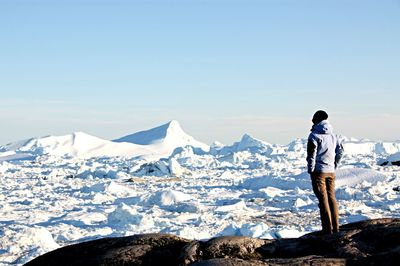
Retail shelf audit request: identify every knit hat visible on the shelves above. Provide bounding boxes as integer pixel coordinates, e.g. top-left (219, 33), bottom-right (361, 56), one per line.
top-left (312, 110), bottom-right (328, 124)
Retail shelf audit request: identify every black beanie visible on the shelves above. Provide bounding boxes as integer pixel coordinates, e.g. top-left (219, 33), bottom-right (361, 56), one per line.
top-left (312, 110), bottom-right (328, 124)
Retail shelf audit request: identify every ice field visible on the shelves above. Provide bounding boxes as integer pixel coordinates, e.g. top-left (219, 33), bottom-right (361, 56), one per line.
top-left (0, 121), bottom-right (399, 265)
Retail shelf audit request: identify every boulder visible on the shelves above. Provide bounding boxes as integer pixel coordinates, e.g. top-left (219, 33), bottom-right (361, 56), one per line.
top-left (24, 234), bottom-right (190, 266)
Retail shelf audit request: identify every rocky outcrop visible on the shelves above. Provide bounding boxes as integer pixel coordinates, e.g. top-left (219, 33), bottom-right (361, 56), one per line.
top-left (24, 234), bottom-right (190, 266)
top-left (180, 236), bottom-right (270, 265)
top-left (259, 218), bottom-right (400, 265)
top-left (25, 218), bottom-right (400, 266)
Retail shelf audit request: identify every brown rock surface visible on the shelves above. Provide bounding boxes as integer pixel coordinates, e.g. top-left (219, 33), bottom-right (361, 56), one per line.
top-left (25, 218), bottom-right (400, 266)
top-left (24, 233), bottom-right (190, 266)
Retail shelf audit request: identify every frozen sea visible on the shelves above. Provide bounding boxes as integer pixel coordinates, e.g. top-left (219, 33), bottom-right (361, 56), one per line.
top-left (0, 121), bottom-right (399, 265)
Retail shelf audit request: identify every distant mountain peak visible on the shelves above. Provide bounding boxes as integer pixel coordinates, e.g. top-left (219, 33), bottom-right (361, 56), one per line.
top-left (167, 119), bottom-right (180, 128)
top-left (114, 120), bottom-right (184, 145)
top-left (240, 133), bottom-right (256, 141)
top-left (163, 120), bottom-right (186, 139)
top-left (0, 121), bottom-right (209, 161)
top-left (113, 120), bottom-right (209, 152)
top-left (238, 134), bottom-right (270, 148)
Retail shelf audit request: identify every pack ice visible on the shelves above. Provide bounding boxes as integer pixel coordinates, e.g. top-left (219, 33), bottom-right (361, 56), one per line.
top-left (0, 121), bottom-right (399, 265)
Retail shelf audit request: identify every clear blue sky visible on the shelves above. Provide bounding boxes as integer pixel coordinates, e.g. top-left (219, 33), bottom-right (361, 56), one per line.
top-left (1, 0), bottom-right (399, 145)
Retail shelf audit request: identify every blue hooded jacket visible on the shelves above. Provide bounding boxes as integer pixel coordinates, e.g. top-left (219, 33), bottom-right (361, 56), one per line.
top-left (307, 120), bottom-right (343, 173)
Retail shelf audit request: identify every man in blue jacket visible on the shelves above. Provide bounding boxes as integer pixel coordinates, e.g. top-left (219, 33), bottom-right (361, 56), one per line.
top-left (307, 110), bottom-right (344, 234)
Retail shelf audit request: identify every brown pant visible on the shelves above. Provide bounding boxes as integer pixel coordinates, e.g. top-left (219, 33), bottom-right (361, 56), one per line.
top-left (311, 172), bottom-right (339, 234)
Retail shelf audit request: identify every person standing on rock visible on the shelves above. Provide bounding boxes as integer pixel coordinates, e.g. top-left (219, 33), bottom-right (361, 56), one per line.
top-left (307, 110), bottom-right (344, 234)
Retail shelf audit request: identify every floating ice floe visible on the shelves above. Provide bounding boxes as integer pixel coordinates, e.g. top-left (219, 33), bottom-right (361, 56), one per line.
top-left (215, 200), bottom-right (249, 213)
top-left (344, 140), bottom-right (400, 156)
top-left (293, 197), bottom-right (313, 208)
top-left (274, 228), bottom-right (305, 239)
top-left (133, 158), bottom-right (189, 177)
top-left (147, 189), bottom-right (193, 206)
top-left (240, 172), bottom-right (311, 191)
top-left (82, 181), bottom-right (136, 198)
top-left (336, 168), bottom-right (386, 187)
top-left (108, 203), bottom-right (154, 229)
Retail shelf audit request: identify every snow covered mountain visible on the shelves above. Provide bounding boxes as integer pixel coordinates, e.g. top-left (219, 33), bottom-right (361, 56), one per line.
top-left (0, 132), bottom-right (154, 160)
top-left (1, 119), bottom-right (399, 163)
top-left (0, 121), bottom-right (209, 161)
top-left (113, 120), bottom-right (210, 154)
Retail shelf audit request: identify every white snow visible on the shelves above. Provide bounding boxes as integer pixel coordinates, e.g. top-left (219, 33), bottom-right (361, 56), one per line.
top-left (0, 121), bottom-right (209, 161)
top-left (108, 204), bottom-right (147, 228)
top-left (0, 132), bottom-right (154, 160)
top-left (336, 168), bottom-right (386, 187)
top-left (148, 189), bottom-right (193, 206)
top-left (113, 120), bottom-right (210, 156)
top-left (0, 121), bottom-right (399, 265)
top-left (344, 140), bottom-right (400, 156)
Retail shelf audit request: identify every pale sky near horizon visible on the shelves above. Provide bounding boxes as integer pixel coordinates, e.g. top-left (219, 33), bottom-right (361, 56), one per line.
top-left (1, 0), bottom-right (399, 145)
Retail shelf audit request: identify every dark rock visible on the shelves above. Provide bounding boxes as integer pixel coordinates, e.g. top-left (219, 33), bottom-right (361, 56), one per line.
top-left (24, 233), bottom-right (190, 266)
top-left (190, 258), bottom-right (269, 266)
top-left (379, 161), bottom-right (389, 166)
top-left (258, 218), bottom-right (400, 265)
top-left (392, 160), bottom-right (400, 166)
top-left (24, 219), bottom-right (400, 266)
top-left (264, 256), bottom-right (346, 266)
top-left (380, 160), bottom-right (400, 166)
top-left (180, 236), bottom-right (271, 265)
top-left (201, 236), bottom-right (269, 260)
top-left (179, 240), bottom-right (202, 265)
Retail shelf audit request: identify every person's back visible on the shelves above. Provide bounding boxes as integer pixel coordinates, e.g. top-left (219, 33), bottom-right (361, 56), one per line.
top-left (307, 120), bottom-right (341, 174)
top-left (306, 110), bottom-right (343, 234)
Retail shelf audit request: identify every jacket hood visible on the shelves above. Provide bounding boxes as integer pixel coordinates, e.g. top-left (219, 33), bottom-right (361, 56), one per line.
top-left (311, 120), bottom-right (333, 134)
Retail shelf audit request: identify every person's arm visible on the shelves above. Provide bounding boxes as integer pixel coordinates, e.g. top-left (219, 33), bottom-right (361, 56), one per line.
top-left (306, 135), bottom-right (317, 174)
top-left (335, 139), bottom-right (344, 169)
